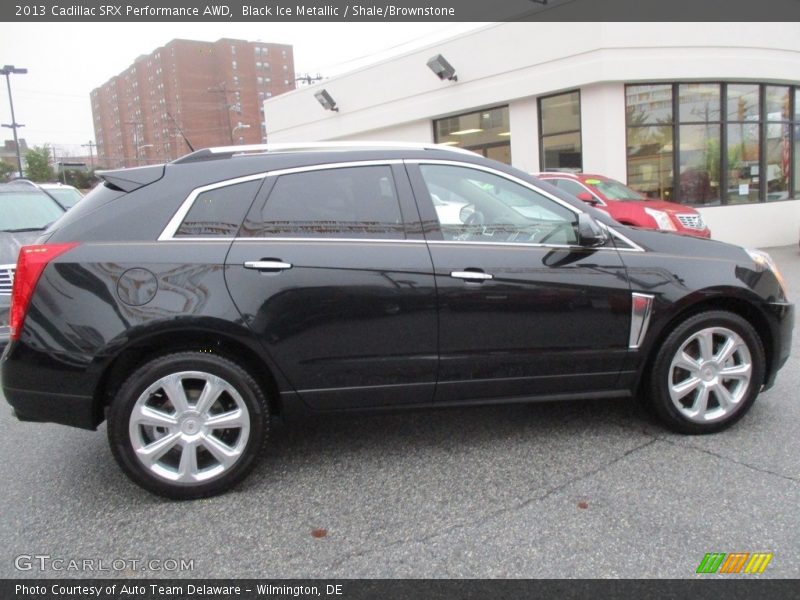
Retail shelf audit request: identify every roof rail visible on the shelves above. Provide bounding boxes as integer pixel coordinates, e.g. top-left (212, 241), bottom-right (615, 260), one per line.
top-left (172, 141), bottom-right (477, 164)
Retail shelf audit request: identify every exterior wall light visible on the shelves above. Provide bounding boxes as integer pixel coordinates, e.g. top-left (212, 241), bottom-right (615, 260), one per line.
top-left (314, 89), bottom-right (339, 112)
top-left (426, 55), bottom-right (457, 82)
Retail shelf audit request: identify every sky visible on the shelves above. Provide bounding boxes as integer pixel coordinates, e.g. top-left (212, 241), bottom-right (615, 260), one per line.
top-left (1, 22), bottom-right (486, 156)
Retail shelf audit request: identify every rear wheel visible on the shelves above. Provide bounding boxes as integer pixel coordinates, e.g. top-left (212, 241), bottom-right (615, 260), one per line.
top-left (108, 352), bottom-right (269, 499)
top-left (647, 311), bottom-right (765, 434)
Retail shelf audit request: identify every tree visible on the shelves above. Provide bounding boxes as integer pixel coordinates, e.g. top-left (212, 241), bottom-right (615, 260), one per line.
top-left (0, 160), bottom-right (14, 182)
top-left (24, 145), bottom-right (55, 182)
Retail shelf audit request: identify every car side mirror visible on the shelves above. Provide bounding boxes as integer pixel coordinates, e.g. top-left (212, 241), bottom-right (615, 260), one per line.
top-left (576, 191), bottom-right (599, 205)
top-left (577, 213), bottom-right (609, 247)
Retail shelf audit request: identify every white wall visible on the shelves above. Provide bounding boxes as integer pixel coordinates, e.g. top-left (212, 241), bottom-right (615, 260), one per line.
top-left (580, 83), bottom-right (627, 181)
top-left (265, 22), bottom-right (800, 144)
top-left (508, 97), bottom-right (539, 173)
top-left (697, 201), bottom-right (800, 248)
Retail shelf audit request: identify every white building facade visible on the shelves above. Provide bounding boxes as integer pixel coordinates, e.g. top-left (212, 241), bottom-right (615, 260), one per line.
top-left (264, 22), bottom-right (800, 247)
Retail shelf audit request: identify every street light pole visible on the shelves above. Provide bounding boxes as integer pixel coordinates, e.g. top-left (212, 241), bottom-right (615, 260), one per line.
top-left (231, 122), bottom-right (250, 144)
top-left (0, 65), bottom-right (27, 177)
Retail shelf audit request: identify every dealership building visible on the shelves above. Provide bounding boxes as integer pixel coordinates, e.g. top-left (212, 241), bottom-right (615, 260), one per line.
top-left (263, 22), bottom-right (800, 247)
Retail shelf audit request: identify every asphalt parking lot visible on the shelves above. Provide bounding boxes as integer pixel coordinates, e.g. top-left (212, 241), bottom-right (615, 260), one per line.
top-left (1, 245), bottom-right (798, 579)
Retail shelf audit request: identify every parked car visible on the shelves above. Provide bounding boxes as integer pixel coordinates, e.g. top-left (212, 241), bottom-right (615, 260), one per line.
top-left (38, 183), bottom-right (84, 209)
top-left (1, 142), bottom-right (792, 499)
top-left (0, 184), bottom-right (67, 350)
top-left (537, 172), bottom-right (711, 238)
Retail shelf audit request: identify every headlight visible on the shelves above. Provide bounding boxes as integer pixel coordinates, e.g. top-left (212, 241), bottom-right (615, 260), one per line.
top-left (644, 208), bottom-right (677, 231)
top-left (745, 248), bottom-right (789, 301)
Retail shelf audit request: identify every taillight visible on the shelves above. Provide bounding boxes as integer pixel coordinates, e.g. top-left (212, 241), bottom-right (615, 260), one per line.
top-left (9, 243), bottom-right (79, 341)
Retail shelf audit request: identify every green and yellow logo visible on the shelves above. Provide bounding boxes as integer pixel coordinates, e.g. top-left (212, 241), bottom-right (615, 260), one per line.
top-left (696, 552), bottom-right (773, 574)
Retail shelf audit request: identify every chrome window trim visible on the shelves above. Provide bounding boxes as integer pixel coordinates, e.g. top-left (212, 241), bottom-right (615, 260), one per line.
top-left (158, 172), bottom-right (268, 242)
top-left (628, 293), bottom-right (655, 349)
top-left (228, 237), bottom-right (426, 244)
top-left (158, 160), bottom-right (403, 242)
top-left (158, 157), bottom-right (646, 253)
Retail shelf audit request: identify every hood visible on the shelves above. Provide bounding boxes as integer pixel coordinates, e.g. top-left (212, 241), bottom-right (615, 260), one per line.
top-left (0, 230), bottom-right (43, 265)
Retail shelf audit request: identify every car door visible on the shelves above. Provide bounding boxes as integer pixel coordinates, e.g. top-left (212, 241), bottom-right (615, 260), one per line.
top-left (225, 161), bottom-right (438, 411)
top-left (407, 161), bottom-right (632, 403)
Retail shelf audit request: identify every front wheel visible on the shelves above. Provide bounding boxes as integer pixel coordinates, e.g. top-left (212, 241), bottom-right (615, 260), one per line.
top-left (107, 352), bottom-right (269, 499)
top-left (646, 311), bottom-right (765, 434)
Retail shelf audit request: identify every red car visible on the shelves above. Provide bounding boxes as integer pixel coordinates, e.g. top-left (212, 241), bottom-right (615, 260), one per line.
top-left (538, 173), bottom-right (711, 238)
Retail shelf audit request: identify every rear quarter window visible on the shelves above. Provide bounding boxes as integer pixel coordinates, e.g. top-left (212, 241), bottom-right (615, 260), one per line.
top-left (175, 179), bottom-right (262, 237)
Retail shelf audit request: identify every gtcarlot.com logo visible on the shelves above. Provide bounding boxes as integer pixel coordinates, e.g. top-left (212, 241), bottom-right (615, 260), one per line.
top-left (14, 554), bottom-right (194, 573)
top-left (696, 552), bottom-right (773, 574)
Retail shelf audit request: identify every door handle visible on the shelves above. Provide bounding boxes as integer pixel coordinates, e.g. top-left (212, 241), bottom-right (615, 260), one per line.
top-left (244, 260), bottom-right (293, 271)
top-left (450, 270), bottom-right (493, 282)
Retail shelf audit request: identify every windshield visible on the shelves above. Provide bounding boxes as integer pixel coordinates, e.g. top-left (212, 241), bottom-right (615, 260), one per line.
top-left (45, 187), bottom-right (83, 208)
top-left (585, 177), bottom-right (646, 201)
top-left (0, 191), bottom-right (66, 231)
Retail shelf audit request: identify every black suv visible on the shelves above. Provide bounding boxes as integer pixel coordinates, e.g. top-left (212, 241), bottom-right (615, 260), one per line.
top-left (1, 143), bottom-right (793, 499)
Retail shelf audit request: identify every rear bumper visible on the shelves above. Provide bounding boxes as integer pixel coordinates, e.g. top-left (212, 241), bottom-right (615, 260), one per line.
top-left (3, 384), bottom-right (98, 430)
top-left (2, 340), bottom-right (100, 430)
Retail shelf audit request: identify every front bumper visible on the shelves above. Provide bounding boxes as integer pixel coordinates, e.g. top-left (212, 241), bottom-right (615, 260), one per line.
top-left (763, 301), bottom-right (794, 390)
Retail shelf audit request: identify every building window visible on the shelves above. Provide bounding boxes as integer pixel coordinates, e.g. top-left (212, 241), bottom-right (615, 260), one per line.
top-left (626, 82), bottom-right (800, 205)
top-left (795, 88), bottom-right (800, 196)
top-left (232, 60), bottom-right (237, 70)
top-left (539, 91), bottom-right (582, 172)
top-left (433, 106), bottom-right (511, 165)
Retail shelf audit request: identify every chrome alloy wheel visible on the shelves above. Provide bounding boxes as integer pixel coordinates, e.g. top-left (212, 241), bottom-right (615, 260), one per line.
top-left (128, 371), bottom-right (251, 483)
top-left (668, 326), bottom-right (753, 423)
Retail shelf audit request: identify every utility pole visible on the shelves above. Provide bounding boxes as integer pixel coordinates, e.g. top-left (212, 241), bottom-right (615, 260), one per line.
top-left (0, 65), bottom-right (28, 177)
top-left (81, 140), bottom-right (96, 169)
top-left (208, 82), bottom-right (238, 144)
top-left (294, 73), bottom-right (324, 87)
top-left (124, 121), bottom-right (144, 167)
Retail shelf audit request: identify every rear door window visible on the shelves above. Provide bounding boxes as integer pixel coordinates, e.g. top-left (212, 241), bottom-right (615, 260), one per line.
top-left (243, 165), bottom-right (405, 239)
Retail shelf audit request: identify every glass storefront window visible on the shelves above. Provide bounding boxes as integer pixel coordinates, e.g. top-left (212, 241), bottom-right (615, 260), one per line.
top-left (766, 86), bottom-right (790, 121)
top-left (539, 91), bottom-right (581, 171)
top-left (626, 125), bottom-right (674, 200)
top-left (626, 84), bottom-right (672, 125)
top-left (541, 131), bottom-right (582, 171)
top-left (727, 84), bottom-right (760, 122)
top-left (795, 123), bottom-right (800, 195)
top-left (540, 92), bottom-right (580, 135)
top-left (727, 123), bottom-right (761, 204)
top-left (679, 83), bottom-right (721, 123)
top-left (629, 82), bottom-right (799, 205)
top-left (433, 106), bottom-right (511, 164)
top-left (766, 122), bottom-right (791, 201)
top-left (679, 124), bottom-right (721, 205)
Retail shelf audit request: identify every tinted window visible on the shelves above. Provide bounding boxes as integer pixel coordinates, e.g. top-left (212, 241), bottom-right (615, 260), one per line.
top-left (247, 166), bottom-right (404, 238)
top-left (176, 179), bottom-right (262, 237)
top-left (419, 165), bottom-right (578, 245)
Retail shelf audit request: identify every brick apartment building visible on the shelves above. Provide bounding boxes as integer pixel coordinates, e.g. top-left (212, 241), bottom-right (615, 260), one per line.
top-left (91, 38), bottom-right (295, 168)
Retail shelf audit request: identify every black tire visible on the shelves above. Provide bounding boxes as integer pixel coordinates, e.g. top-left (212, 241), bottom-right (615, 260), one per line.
top-left (646, 310), bottom-right (765, 434)
top-left (107, 352), bottom-right (269, 499)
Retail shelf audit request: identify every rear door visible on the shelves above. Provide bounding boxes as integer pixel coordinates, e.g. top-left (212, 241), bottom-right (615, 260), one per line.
top-left (407, 161), bottom-right (632, 402)
top-left (225, 161), bottom-right (438, 411)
